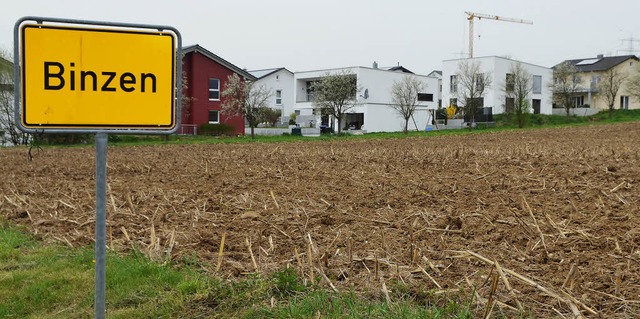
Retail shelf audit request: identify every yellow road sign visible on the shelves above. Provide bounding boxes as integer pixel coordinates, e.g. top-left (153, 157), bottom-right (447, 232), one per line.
top-left (20, 24), bottom-right (177, 130)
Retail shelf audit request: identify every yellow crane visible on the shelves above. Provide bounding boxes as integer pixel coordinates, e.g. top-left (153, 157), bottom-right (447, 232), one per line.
top-left (465, 11), bottom-right (533, 58)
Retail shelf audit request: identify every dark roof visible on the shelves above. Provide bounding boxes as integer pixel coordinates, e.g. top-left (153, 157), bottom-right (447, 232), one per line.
top-left (182, 44), bottom-right (256, 81)
top-left (555, 55), bottom-right (639, 72)
top-left (248, 67), bottom-right (293, 79)
top-left (383, 66), bottom-right (414, 74)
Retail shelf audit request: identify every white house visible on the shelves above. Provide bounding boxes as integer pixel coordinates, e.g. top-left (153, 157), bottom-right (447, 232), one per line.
top-left (442, 56), bottom-right (553, 117)
top-left (248, 68), bottom-right (295, 125)
top-left (426, 70), bottom-right (443, 108)
top-left (293, 65), bottom-right (440, 133)
top-left (1, 56), bottom-right (14, 145)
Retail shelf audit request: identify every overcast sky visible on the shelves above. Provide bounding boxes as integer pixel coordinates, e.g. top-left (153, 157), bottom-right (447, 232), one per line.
top-left (2, 0), bottom-right (639, 74)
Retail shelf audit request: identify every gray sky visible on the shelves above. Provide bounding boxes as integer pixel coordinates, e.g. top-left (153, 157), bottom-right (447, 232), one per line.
top-left (2, 0), bottom-right (639, 74)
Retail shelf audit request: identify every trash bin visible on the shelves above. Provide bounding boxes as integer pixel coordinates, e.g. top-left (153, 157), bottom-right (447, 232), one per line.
top-left (319, 125), bottom-right (332, 134)
top-left (291, 127), bottom-right (302, 136)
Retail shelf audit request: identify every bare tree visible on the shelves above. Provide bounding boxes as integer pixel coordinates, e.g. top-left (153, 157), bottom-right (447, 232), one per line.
top-left (625, 64), bottom-right (640, 105)
top-left (0, 49), bottom-right (30, 146)
top-left (180, 70), bottom-right (196, 122)
top-left (311, 70), bottom-right (360, 135)
top-left (454, 60), bottom-right (492, 126)
top-left (503, 62), bottom-right (532, 128)
top-left (390, 75), bottom-right (426, 134)
top-left (598, 68), bottom-right (627, 118)
top-left (220, 73), bottom-right (272, 139)
top-left (550, 62), bottom-right (581, 119)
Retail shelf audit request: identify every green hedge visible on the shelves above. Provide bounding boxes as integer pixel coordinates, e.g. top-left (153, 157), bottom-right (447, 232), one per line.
top-left (198, 123), bottom-right (235, 136)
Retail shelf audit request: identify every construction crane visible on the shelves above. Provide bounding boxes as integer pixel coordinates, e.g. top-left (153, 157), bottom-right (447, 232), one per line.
top-left (465, 11), bottom-right (533, 58)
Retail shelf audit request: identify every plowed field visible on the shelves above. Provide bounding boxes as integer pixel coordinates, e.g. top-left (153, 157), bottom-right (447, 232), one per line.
top-left (2, 123), bottom-right (639, 318)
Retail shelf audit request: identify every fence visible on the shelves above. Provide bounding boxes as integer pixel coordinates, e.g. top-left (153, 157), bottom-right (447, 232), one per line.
top-left (177, 124), bottom-right (198, 135)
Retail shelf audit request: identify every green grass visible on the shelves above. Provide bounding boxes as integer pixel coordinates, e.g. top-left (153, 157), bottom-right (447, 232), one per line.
top-left (9, 109), bottom-right (639, 149)
top-left (495, 108), bottom-right (640, 128)
top-left (115, 109), bottom-right (640, 146)
top-left (0, 221), bottom-right (476, 318)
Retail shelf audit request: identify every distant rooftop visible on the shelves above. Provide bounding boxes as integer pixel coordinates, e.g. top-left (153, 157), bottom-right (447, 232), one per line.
top-left (248, 67), bottom-right (292, 79)
top-left (556, 55), bottom-right (639, 72)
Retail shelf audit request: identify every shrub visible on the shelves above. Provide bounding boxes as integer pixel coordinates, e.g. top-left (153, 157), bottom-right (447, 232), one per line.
top-left (33, 134), bottom-right (92, 145)
top-left (288, 112), bottom-right (297, 125)
top-left (199, 123), bottom-right (235, 136)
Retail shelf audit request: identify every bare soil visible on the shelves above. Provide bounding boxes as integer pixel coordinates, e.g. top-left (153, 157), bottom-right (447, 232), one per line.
top-left (2, 123), bottom-right (639, 318)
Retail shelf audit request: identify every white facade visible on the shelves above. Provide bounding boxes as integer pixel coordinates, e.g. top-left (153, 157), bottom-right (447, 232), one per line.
top-left (249, 68), bottom-right (294, 125)
top-left (427, 70), bottom-right (443, 108)
top-left (293, 67), bottom-right (439, 133)
top-left (442, 56), bottom-right (553, 116)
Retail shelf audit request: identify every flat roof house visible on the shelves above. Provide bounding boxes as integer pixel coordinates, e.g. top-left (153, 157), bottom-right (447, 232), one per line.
top-left (442, 56), bottom-right (553, 117)
top-left (293, 65), bottom-right (439, 133)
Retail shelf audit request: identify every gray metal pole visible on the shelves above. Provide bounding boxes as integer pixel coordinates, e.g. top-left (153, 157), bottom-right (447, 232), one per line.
top-left (94, 133), bottom-right (108, 319)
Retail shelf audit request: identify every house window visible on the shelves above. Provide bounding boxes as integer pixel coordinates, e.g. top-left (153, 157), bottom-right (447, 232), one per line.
top-left (449, 98), bottom-right (458, 107)
top-left (417, 93), bottom-right (433, 102)
top-left (450, 75), bottom-right (457, 93)
top-left (506, 73), bottom-right (515, 92)
top-left (532, 75), bottom-right (542, 94)
top-left (276, 90), bottom-right (282, 105)
top-left (620, 96), bottom-right (630, 109)
top-left (532, 99), bottom-right (541, 114)
top-left (572, 95), bottom-right (585, 107)
top-left (208, 110), bottom-right (220, 124)
top-left (475, 74), bottom-right (486, 91)
top-left (505, 97), bottom-right (515, 113)
top-left (209, 78), bottom-right (220, 100)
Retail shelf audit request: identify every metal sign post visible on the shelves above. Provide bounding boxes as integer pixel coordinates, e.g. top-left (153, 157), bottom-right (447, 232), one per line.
top-left (14, 17), bottom-right (181, 318)
top-left (94, 132), bottom-right (108, 319)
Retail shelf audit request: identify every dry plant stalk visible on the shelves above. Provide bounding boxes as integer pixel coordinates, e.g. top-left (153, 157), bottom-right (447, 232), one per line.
top-left (216, 233), bottom-right (226, 272)
top-left (121, 226), bottom-right (131, 242)
top-left (246, 237), bottom-right (259, 272)
top-left (307, 240), bottom-right (314, 284)
top-left (107, 183), bottom-right (117, 214)
top-left (165, 229), bottom-right (176, 262)
top-left (315, 267), bottom-right (338, 292)
top-left (495, 260), bottom-right (523, 311)
top-left (126, 193), bottom-right (136, 215)
top-left (483, 273), bottom-right (499, 319)
top-left (522, 196), bottom-right (547, 252)
top-left (294, 247), bottom-right (304, 278)
top-left (374, 253), bottom-right (379, 280)
top-left (149, 224), bottom-right (157, 257)
top-left (269, 190), bottom-right (280, 209)
top-left (615, 265), bottom-right (622, 296)
top-left (458, 250), bottom-right (594, 317)
top-left (347, 237), bottom-right (353, 269)
top-left (381, 281), bottom-right (391, 303)
top-left (562, 263), bottom-right (576, 290)
top-left (417, 265), bottom-right (442, 289)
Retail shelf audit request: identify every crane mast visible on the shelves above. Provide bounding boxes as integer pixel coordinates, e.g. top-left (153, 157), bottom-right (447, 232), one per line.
top-left (465, 11), bottom-right (533, 58)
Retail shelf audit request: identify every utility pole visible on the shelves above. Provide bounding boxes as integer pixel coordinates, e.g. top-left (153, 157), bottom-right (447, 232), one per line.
top-left (465, 12), bottom-right (533, 58)
top-left (619, 36), bottom-right (640, 55)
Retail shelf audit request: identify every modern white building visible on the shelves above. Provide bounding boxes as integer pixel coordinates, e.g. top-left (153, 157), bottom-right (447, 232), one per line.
top-left (293, 65), bottom-right (440, 133)
top-left (442, 56), bottom-right (553, 116)
top-left (248, 68), bottom-right (295, 125)
top-left (426, 70), bottom-right (443, 108)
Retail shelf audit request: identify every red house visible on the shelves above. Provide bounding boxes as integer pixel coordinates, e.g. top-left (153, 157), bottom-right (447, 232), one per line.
top-left (180, 45), bottom-right (256, 135)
